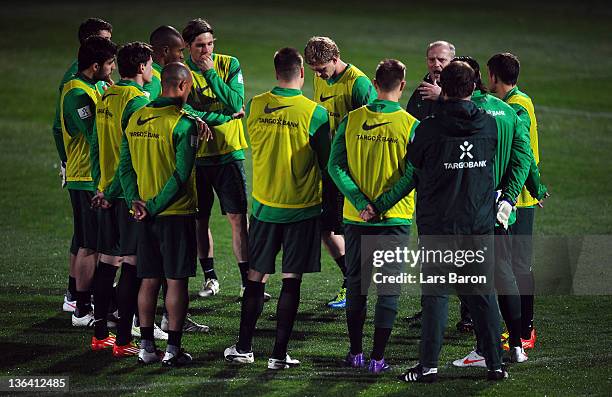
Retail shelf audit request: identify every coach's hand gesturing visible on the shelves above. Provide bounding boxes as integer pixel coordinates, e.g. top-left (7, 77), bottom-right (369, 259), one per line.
top-left (417, 80), bottom-right (441, 101)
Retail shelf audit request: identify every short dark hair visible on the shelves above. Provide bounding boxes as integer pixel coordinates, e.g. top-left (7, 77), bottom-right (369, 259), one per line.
top-left (117, 42), bottom-right (153, 78)
top-left (161, 62), bottom-right (191, 88)
top-left (487, 53), bottom-right (520, 85)
top-left (440, 61), bottom-right (475, 99)
top-left (182, 19), bottom-right (213, 45)
top-left (150, 25), bottom-right (183, 48)
top-left (274, 48), bottom-right (303, 81)
top-left (375, 59), bottom-right (405, 91)
top-left (78, 18), bottom-right (112, 45)
top-left (452, 56), bottom-right (486, 93)
top-left (78, 36), bottom-right (118, 72)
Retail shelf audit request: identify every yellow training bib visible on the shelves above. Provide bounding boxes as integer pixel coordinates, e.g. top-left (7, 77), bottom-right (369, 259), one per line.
top-left (124, 105), bottom-right (196, 216)
top-left (96, 84), bottom-right (146, 193)
top-left (188, 53), bottom-right (248, 157)
top-left (344, 107), bottom-right (416, 222)
top-left (61, 78), bottom-right (100, 183)
top-left (508, 93), bottom-right (540, 207)
top-left (314, 65), bottom-right (367, 135)
top-left (248, 92), bottom-right (322, 208)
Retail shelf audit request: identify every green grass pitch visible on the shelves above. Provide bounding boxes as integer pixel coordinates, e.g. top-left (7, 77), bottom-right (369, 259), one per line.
top-left (0, 0), bottom-right (611, 395)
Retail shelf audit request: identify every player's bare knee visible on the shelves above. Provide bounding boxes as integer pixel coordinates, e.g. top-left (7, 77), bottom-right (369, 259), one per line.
top-left (78, 247), bottom-right (97, 257)
top-left (247, 270), bottom-right (266, 283)
top-left (281, 273), bottom-right (302, 280)
top-left (99, 254), bottom-right (121, 266)
top-left (227, 212), bottom-right (247, 228)
top-left (122, 255), bottom-right (136, 266)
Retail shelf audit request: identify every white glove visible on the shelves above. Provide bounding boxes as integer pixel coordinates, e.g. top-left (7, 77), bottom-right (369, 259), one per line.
top-left (60, 161), bottom-right (67, 188)
top-left (496, 199), bottom-right (513, 229)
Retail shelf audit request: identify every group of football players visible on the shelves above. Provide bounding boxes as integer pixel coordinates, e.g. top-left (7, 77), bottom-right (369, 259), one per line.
top-left (53, 16), bottom-right (547, 381)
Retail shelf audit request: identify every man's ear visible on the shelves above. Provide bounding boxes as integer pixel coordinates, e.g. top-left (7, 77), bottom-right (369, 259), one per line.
top-left (489, 71), bottom-right (497, 85)
top-left (300, 66), bottom-right (304, 79)
top-left (399, 80), bottom-right (406, 92)
top-left (373, 79), bottom-right (379, 90)
top-left (92, 63), bottom-right (100, 73)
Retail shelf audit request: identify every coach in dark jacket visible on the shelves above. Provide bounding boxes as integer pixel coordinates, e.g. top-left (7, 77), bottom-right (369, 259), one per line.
top-left (367, 61), bottom-right (506, 382)
top-left (405, 40), bottom-right (454, 120)
top-left (408, 61), bottom-right (505, 382)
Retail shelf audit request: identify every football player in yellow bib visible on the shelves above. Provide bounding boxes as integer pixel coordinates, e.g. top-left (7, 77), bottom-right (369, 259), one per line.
top-left (182, 19), bottom-right (252, 300)
top-left (487, 52), bottom-right (548, 349)
top-left (145, 26), bottom-right (185, 101)
top-left (328, 59), bottom-right (417, 373)
top-left (304, 36), bottom-right (377, 309)
top-left (52, 18), bottom-right (112, 315)
top-left (136, 25), bottom-right (234, 336)
top-left (224, 48), bottom-right (330, 369)
top-left (119, 62), bottom-right (201, 367)
top-left (89, 42), bottom-right (153, 357)
top-left (61, 36), bottom-right (117, 327)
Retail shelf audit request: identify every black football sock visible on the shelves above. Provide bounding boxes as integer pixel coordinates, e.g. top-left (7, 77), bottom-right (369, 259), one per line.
top-left (346, 295), bottom-right (367, 355)
top-left (237, 280), bottom-right (265, 352)
top-left (140, 327), bottom-right (155, 352)
top-left (516, 273), bottom-right (535, 339)
top-left (116, 263), bottom-right (139, 346)
top-left (272, 278), bottom-right (302, 359)
top-left (200, 257), bottom-right (217, 280)
top-left (133, 277), bottom-right (142, 328)
top-left (334, 255), bottom-right (348, 288)
top-left (507, 317), bottom-right (522, 348)
top-left (167, 330), bottom-right (183, 355)
top-left (93, 262), bottom-right (118, 339)
top-left (371, 327), bottom-right (392, 360)
top-left (520, 294), bottom-right (535, 339)
top-left (75, 290), bottom-right (91, 317)
top-left (498, 295), bottom-right (522, 348)
top-left (68, 276), bottom-right (76, 298)
top-left (108, 284), bottom-right (118, 314)
top-left (238, 262), bottom-right (250, 286)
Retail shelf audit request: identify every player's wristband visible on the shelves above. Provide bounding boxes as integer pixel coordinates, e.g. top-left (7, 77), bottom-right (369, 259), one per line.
top-left (499, 193), bottom-right (516, 207)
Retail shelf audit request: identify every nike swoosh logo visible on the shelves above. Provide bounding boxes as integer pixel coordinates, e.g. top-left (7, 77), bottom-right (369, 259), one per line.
top-left (136, 115), bottom-right (160, 126)
top-left (463, 358), bottom-right (485, 364)
top-left (102, 93), bottom-right (118, 100)
top-left (264, 104), bottom-right (293, 114)
top-left (362, 121), bottom-right (391, 131)
top-left (319, 94), bottom-right (335, 102)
